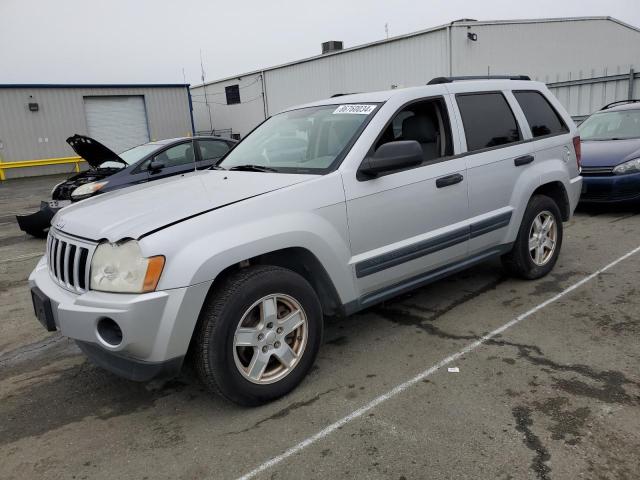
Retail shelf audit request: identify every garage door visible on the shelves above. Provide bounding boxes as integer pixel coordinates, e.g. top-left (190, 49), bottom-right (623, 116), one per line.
top-left (84, 96), bottom-right (150, 153)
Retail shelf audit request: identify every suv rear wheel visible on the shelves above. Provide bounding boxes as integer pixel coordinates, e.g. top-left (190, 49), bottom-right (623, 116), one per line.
top-left (194, 265), bottom-right (322, 406)
top-left (502, 194), bottom-right (563, 279)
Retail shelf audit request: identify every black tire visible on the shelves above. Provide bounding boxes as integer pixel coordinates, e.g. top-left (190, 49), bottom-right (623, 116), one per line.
top-left (501, 195), bottom-right (563, 280)
top-left (193, 265), bottom-right (323, 406)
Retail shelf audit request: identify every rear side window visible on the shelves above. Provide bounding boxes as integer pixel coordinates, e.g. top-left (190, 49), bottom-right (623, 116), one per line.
top-left (514, 91), bottom-right (568, 137)
top-left (456, 93), bottom-right (521, 152)
top-left (198, 139), bottom-right (230, 161)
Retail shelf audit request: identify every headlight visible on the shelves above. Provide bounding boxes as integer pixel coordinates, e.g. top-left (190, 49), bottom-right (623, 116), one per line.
top-left (71, 181), bottom-right (108, 199)
top-left (90, 240), bottom-right (165, 293)
top-left (613, 158), bottom-right (640, 175)
top-left (50, 180), bottom-right (65, 196)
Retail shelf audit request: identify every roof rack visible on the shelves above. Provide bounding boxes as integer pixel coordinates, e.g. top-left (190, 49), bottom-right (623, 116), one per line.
top-left (600, 99), bottom-right (640, 110)
top-left (427, 75), bottom-right (531, 85)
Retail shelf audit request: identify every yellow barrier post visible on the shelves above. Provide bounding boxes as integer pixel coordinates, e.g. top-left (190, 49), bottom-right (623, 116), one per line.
top-left (0, 156), bottom-right (85, 181)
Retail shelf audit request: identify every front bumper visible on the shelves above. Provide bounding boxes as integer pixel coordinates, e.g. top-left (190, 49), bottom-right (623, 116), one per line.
top-left (580, 171), bottom-right (640, 204)
top-left (28, 257), bottom-right (211, 381)
top-left (16, 201), bottom-right (61, 238)
top-left (76, 341), bottom-right (184, 381)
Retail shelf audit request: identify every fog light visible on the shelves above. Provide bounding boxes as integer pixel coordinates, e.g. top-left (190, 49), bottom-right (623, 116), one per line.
top-left (97, 317), bottom-right (123, 347)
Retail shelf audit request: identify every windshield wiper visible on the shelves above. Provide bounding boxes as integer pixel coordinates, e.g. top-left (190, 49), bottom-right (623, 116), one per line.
top-left (228, 164), bottom-right (279, 173)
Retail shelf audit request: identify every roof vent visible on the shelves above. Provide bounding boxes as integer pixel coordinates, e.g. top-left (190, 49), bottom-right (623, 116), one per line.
top-left (322, 41), bottom-right (343, 54)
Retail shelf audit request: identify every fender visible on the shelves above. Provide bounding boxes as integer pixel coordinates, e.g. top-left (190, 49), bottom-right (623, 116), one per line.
top-left (139, 173), bottom-right (358, 305)
top-left (504, 156), bottom-right (571, 243)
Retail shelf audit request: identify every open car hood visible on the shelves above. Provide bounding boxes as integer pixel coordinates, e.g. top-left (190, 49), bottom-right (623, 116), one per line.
top-left (66, 134), bottom-right (128, 168)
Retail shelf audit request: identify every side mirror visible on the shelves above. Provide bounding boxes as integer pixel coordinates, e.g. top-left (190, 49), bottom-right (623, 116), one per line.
top-left (359, 140), bottom-right (423, 178)
top-left (148, 160), bottom-right (165, 173)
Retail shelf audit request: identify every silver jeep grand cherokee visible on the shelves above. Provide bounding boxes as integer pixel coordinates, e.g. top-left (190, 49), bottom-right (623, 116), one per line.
top-left (29, 76), bottom-right (582, 405)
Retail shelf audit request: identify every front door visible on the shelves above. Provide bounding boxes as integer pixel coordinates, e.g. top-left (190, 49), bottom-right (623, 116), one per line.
top-left (342, 96), bottom-right (469, 297)
top-left (147, 141), bottom-right (198, 180)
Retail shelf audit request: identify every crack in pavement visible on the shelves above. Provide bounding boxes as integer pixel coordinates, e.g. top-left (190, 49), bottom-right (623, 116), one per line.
top-left (512, 405), bottom-right (552, 480)
top-left (0, 334), bottom-right (68, 368)
top-left (384, 275), bottom-right (509, 324)
top-left (226, 387), bottom-right (339, 435)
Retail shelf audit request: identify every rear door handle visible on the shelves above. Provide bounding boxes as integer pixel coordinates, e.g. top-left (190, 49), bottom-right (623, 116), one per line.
top-left (514, 155), bottom-right (534, 167)
top-left (436, 173), bottom-right (464, 188)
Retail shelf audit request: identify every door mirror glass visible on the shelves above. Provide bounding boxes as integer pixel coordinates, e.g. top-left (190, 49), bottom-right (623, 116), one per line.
top-left (359, 140), bottom-right (423, 177)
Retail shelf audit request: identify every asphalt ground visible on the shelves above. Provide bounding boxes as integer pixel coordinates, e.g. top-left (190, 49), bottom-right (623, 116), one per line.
top-left (1, 174), bottom-right (639, 480)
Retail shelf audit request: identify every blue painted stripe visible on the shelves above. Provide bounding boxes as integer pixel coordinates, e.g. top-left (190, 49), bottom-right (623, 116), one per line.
top-left (0, 83), bottom-right (189, 89)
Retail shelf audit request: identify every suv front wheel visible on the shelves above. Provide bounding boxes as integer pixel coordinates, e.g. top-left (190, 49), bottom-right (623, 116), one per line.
top-left (194, 265), bottom-right (323, 406)
top-left (502, 194), bottom-right (563, 280)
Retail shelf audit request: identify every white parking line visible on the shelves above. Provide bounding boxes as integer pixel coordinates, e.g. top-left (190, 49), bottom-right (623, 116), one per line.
top-left (0, 252), bottom-right (43, 264)
top-left (236, 244), bottom-right (640, 480)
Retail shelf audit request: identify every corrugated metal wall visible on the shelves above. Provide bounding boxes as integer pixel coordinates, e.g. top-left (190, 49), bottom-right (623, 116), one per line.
top-left (0, 86), bottom-right (193, 178)
top-left (451, 19), bottom-right (639, 83)
top-left (264, 30), bottom-right (449, 114)
top-left (548, 72), bottom-right (640, 120)
top-left (191, 17), bottom-right (640, 134)
top-left (191, 74), bottom-right (265, 138)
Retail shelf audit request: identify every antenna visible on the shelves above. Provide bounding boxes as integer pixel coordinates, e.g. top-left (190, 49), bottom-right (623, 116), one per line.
top-left (384, 23), bottom-right (389, 39)
top-left (182, 67), bottom-right (187, 85)
top-left (200, 49), bottom-right (214, 133)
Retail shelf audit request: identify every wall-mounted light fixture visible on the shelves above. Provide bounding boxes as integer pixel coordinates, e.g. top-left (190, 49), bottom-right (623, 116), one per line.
top-left (28, 102), bottom-right (39, 112)
top-left (467, 32), bottom-right (478, 41)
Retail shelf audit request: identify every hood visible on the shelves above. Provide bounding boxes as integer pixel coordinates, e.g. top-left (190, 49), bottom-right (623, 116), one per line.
top-left (52, 170), bottom-right (316, 242)
top-left (581, 138), bottom-right (640, 168)
top-left (66, 134), bottom-right (128, 168)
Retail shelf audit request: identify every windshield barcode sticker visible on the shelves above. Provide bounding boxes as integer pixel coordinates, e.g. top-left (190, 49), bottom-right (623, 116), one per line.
top-left (333, 104), bottom-right (376, 115)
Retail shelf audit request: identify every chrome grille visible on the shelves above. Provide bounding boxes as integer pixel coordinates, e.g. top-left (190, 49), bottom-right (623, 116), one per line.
top-left (47, 229), bottom-right (96, 293)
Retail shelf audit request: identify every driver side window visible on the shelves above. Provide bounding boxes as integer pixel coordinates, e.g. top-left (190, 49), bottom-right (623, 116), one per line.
top-left (375, 97), bottom-right (453, 165)
top-left (153, 142), bottom-right (195, 169)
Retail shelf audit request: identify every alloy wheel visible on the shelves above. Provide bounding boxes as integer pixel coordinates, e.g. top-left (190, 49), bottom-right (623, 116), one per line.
top-left (232, 294), bottom-right (308, 384)
top-left (528, 210), bottom-right (557, 266)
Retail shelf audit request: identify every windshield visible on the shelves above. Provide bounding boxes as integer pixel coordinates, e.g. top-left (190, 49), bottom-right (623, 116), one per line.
top-left (117, 144), bottom-right (162, 165)
top-left (579, 109), bottom-right (640, 141)
top-left (218, 104), bottom-right (378, 173)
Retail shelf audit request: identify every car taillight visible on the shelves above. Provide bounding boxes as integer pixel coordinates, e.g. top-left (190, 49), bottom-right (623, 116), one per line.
top-left (572, 136), bottom-right (581, 169)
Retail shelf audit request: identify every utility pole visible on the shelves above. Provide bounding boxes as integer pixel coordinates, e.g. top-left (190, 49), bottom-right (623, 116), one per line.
top-left (200, 49), bottom-right (214, 133)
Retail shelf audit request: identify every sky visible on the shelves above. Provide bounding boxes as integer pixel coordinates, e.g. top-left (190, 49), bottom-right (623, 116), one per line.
top-left (1, 0), bottom-right (639, 86)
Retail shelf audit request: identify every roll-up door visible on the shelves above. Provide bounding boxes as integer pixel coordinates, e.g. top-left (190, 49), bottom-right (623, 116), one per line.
top-left (84, 96), bottom-right (150, 153)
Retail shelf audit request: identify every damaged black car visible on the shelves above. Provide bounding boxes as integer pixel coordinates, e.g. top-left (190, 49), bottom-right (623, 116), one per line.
top-left (17, 134), bottom-right (237, 237)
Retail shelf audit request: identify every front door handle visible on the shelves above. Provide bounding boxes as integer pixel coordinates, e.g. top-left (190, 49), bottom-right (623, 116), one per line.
top-left (514, 155), bottom-right (534, 167)
top-left (436, 173), bottom-right (464, 188)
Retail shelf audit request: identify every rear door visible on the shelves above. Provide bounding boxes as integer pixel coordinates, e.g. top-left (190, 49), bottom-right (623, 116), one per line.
top-left (511, 89), bottom-right (572, 183)
top-left (450, 91), bottom-right (534, 256)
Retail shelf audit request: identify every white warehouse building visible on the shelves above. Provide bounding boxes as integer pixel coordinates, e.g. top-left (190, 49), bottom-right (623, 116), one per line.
top-left (191, 16), bottom-right (640, 137)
